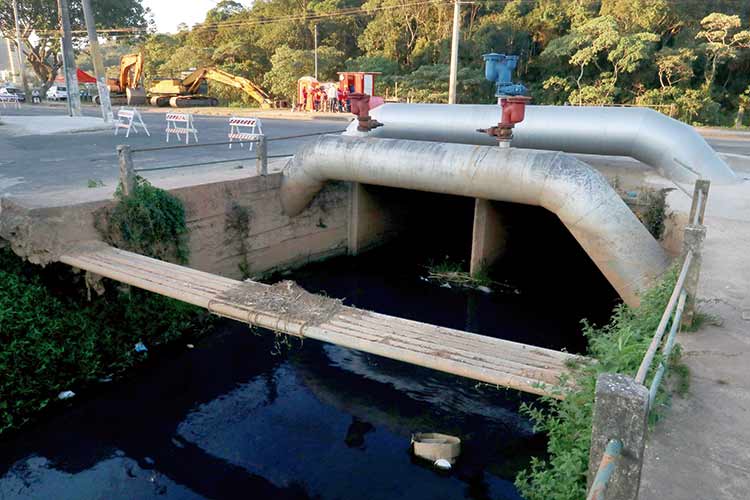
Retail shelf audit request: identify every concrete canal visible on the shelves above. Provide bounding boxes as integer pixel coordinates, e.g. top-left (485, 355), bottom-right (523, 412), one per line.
top-left (0, 203), bottom-right (617, 500)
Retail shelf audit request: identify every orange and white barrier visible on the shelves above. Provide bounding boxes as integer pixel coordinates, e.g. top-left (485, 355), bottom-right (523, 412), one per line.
top-left (228, 116), bottom-right (263, 150)
top-left (114, 107), bottom-right (150, 138)
top-left (166, 112), bottom-right (198, 144)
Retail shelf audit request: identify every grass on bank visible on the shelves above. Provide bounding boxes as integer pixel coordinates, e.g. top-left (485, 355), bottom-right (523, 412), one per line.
top-left (1, 178), bottom-right (205, 437)
top-left (0, 248), bottom-right (212, 436)
top-left (515, 267), bottom-right (689, 500)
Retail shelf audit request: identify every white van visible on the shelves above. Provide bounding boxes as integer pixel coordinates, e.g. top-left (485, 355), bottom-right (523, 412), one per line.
top-left (46, 85), bottom-right (68, 101)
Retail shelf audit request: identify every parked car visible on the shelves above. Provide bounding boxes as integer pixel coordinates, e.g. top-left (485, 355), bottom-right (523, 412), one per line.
top-left (46, 85), bottom-right (68, 101)
top-left (0, 85), bottom-right (26, 102)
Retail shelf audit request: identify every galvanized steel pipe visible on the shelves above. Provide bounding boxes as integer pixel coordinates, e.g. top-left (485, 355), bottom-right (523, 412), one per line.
top-left (346, 104), bottom-right (739, 185)
top-left (281, 135), bottom-right (669, 306)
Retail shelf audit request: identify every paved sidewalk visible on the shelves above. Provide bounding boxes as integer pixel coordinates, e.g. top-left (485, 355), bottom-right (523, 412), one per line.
top-left (639, 182), bottom-right (750, 499)
top-left (0, 115), bottom-right (110, 136)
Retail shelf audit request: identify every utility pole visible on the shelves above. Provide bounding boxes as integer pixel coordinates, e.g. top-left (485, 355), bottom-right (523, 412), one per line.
top-left (12, 0), bottom-right (29, 96)
top-left (448, 0), bottom-right (460, 104)
top-left (57, 0), bottom-right (81, 116)
top-left (314, 24), bottom-right (318, 80)
top-left (5, 38), bottom-right (17, 82)
top-left (82, 0), bottom-right (112, 122)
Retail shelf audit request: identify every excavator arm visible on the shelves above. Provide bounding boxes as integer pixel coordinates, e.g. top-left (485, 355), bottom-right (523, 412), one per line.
top-left (180, 67), bottom-right (275, 107)
top-left (119, 53), bottom-right (144, 90)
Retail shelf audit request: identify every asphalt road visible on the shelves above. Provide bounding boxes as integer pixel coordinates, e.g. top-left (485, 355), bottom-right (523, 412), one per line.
top-left (0, 105), bottom-right (349, 195)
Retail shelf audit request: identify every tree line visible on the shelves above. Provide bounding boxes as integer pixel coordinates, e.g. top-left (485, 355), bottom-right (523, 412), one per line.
top-left (3, 0), bottom-right (750, 125)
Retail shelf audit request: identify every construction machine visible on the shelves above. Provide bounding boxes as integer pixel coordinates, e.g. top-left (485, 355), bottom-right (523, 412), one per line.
top-left (147, 67), bottom-right (285, 108)
top-left (95, 52), bottom-right (146, 106)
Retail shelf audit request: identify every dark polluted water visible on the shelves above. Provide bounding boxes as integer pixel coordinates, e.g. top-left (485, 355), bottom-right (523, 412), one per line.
top-left (0, 203), bottom-right (618, 500)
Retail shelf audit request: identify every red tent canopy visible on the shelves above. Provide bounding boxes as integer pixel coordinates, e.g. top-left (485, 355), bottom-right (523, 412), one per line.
top-left (55, 69), bottom-right (97, 84)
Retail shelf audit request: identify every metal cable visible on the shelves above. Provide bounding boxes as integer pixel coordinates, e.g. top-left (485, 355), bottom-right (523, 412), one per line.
top-left (134, 154), bottom-right (293, 172)
top-left (130, 129), bottom-right (348, 153)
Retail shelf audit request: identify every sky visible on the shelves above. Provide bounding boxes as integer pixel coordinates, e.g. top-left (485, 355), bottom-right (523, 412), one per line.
top-left (143, 0), bottom-right (251, 34)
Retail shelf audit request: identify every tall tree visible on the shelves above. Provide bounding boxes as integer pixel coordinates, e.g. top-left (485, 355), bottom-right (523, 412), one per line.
top-left (0, 0), bottom-right (146, 89)
top-left (695, 13), bottom-right (750, 88)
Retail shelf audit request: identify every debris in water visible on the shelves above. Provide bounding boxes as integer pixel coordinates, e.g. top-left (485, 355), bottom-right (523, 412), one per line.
top-left (411, 433), bottom-right (461, 465)
top-left (476, 285), bottom-right (492, 293)
top-left (134, 341), bottom-right (148, 353)
top-left (98, 376), bottom-right (112, 383)
top-left (440, 283), bottom-right (451, 289)
top-left (186, 344), bottom-right (195, 349)
top-left (434, 459), bottom-right (452, 470)
top-left (57, 390), bottom-right (75, 400)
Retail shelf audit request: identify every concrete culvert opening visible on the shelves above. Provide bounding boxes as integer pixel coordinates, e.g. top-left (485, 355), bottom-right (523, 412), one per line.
top-left (281, 135), bottom-right (670, 306)
top-left (342, 188), bottom-right (619, 354)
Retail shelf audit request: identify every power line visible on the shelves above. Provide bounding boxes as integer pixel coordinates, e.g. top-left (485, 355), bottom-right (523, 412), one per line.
top-left (29, 0), bottom-right (454, 38)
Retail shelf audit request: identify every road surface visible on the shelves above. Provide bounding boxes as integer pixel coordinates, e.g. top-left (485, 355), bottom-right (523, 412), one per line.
top-left (0, 105), bottom-right (348, 195)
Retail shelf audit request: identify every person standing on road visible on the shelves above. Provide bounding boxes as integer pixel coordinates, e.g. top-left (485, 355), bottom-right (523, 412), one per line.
top-left (327, 85), bottom-right (338, 113)
top-left (337, 87), bottom-right (344, 112)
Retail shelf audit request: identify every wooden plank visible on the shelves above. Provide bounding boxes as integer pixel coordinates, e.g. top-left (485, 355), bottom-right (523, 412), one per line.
top-left (60, 244), bottom-right (583, 399)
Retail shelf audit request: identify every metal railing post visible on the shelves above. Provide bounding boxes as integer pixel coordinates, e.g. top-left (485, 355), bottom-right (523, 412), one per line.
top-left (681, 224), bottom-right (706, 327)
top-left (117, 144), bottom-right (135, 196)
top-left (256, 135), bottom-right (268, 176)
top-left (688, 180), bottom-right (710, 225)
top-left (588, 373), bottom-right (649, 500)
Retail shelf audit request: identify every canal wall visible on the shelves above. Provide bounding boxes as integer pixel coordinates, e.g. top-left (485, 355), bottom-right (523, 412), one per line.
top-left (0, 171), bottom-right (350, 280)
top-left (0, 155), bottom-right (690, 288)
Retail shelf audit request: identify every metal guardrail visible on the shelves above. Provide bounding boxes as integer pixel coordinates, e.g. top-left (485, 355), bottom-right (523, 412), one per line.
top-left (587, 439), bottom-right (624, 500)
top-left (586, 179), bottom-right (710, 500)
top-left (116, 129), bottom-right (346, 195)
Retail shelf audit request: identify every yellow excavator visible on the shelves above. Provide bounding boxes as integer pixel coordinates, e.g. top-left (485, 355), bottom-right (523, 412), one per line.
top-left (147, 67), bottom-right (285, 108)
top-left (95, 52), bottom-right (147, 106)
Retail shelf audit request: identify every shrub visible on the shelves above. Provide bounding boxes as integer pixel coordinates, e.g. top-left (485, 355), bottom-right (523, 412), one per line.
top-left (0, 248), bottom-right (211, 436)
top-left (515, 268), bottom-right (680, 499)
top-left (96, 176), bottom-right (190, 264)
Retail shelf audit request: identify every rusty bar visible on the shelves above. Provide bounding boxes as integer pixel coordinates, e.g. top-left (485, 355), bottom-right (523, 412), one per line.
top-left (587, 439), bottom-right (623, 500)
top-left (648, 290), bottom-right (687, 408)
top-left (635, 250), bottom-right (693, 384)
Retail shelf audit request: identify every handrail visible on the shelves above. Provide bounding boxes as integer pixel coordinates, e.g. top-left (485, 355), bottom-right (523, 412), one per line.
top-left (587, 439), bottom-right (623, 500)
top-left (586, 179), bottom-right (709, 499)
top-left (634, 249), bottom-right (693, 384)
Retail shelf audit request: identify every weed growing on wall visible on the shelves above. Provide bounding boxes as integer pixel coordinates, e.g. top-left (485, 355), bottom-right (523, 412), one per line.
top-left (96, 176), bottom-right (190, 264)
top-left (515, 268), bottom-right (682, 500)
top-left (225, 202), bottom-right (253, 279)
top-left (638, 189), bottom-right (669, 240)
top-left (0, 248), bottom-right (211, 436)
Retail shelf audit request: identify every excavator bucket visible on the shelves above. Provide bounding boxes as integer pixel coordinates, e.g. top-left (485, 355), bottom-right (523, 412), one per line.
top-left (127, 87), bottom-right (147, 106)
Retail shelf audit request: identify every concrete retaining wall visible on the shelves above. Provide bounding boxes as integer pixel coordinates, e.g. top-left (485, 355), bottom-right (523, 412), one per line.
top-left (0, 172), bottom-right (350, 279)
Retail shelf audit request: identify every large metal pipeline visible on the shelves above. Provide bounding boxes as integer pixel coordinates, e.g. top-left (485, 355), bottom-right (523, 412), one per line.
top-left (345, 104), bottom-right (739, 185)
top-left (281, 135), bottom-right (669, 306)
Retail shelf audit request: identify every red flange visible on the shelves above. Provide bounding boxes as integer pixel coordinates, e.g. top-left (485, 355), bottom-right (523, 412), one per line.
top-left (349, 92), bottom-right (383, 132)
top-left (477, 96), bottom-right (531, 143)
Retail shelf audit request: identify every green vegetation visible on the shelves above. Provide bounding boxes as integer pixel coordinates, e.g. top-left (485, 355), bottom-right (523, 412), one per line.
top-left (87, 179), bottom-right (104, 188)
top-left (95, 176), bottom-right (190, 264)
top-left (0, 0), bottom-right (146, 90)
top-left (425, 257), bottom-right (494, 288)
top-left (112, 0), bottom-right (750, 125)
top-left (225, 201), bottom-right (253, 279)
top-left (0, 248), bottom-right (211, 436)
top-left (637, 188), bottom-right (669, 240)
top-left (515, 268), bottom-right (685, 500)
